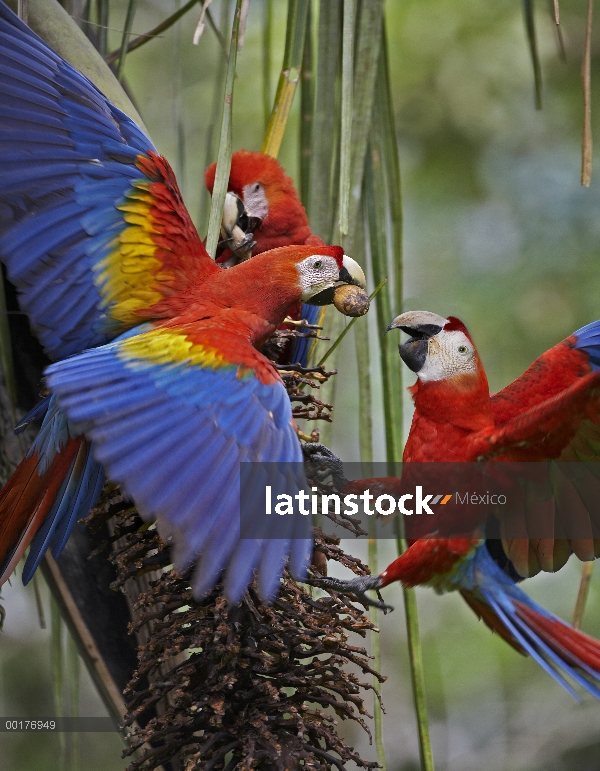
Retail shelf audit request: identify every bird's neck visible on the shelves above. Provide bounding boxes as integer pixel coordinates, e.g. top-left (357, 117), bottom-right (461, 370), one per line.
top-left (412, 371), bottom-right (492, 427)
top-left (174, 252), bottom-right (304, 348)
top-left (223, 256), bottom-right (304, 347)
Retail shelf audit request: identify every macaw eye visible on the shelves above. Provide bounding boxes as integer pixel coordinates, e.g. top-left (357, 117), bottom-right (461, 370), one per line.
top-left (253, 183), bottom-right (260, 192)
top-left (458, 345), bottom-right (468, 354)
top-left (314, 260), bottom-right (323, 269)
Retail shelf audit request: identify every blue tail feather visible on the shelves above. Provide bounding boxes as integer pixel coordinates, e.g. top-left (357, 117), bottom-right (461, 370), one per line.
top-left (15, 395), bottom-right (52, 434)
top-left (51, 457), bottom-right (105, 559)
top-left (290, 302), bottom-right (322, 366)
top-left (463, 544), bottom-right (600, 700)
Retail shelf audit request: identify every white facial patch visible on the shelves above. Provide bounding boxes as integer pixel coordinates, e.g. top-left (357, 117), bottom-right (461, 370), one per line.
top-left (242, 182), bottom-right (269, 220)
top-left (297, 255), bottom-right (340, 300)
top-left (417, 330), bottom-right (477, 382)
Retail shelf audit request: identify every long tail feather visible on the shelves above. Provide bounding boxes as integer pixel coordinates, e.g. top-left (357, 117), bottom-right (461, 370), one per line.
top-left (290, 303), bottom-right (322, 366)
top-left (483, 590), bottom-right (600, 700)
top-left (462, 544), bottom-right (600, 700)
top-left (21, 441), bottom-right (105, 584)
top-left (515, 601), bottom-right (600, 672)
top-left (0, 436), bottom-right (84, 585)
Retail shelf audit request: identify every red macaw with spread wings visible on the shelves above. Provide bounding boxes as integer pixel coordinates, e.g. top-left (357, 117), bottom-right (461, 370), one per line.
top-left (313, 310), bottom-right (600, 699)
top-left (0, 2), bottom-right (366, 601)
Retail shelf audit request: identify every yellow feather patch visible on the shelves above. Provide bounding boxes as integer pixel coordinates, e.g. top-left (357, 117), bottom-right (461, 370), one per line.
top-left (119, 229), bottom-right (155, 246)
top-left (94, 192), bottom-right (164, 325)
top-left (118, 328), bottom-right (230, 370)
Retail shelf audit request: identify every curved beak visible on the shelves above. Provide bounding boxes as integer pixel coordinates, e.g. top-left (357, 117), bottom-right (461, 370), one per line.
top-left (305, 255), bottom-right (367, 306)
top-left (218, 192), bottom-right (257, 263)
top-left (386, 310), bottom-right (449, 373)
top-left (339, 254), bottom-right (366, 289)
top-left (221, 192), bottom-right (245, 238)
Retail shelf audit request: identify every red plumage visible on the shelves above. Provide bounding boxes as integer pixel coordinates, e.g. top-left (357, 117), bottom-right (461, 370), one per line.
top-left (205, 151), bottom-right (335, 365)
top-left (0, 242), bottom-right (352, 588)
top-left (379, 538), bottom-right (478, 588)
top-left (145, 243), bottom-right (343, 336)
top-left (137, 151), bottom-right (220, 293)
top-left (0, 437), bottom-right (83, 584)
top-left (205, 151), bottom-right (322, 260)
top-left (376, 316), bottom-right (600, 579)
top-left (330, 312), bottom-right (600, 695)
top-left (514, 602), bottom-right (600, 670)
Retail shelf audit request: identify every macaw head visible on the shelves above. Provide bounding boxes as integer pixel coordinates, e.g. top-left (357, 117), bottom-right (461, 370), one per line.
top-left (387, 311), bottom-right (485, 385)
top-left (222, 244), bottom-right (367, 327)
top-left (205, 151), bottom-right (312, 263)
top-left (293, 246), bottom-right (366, 305)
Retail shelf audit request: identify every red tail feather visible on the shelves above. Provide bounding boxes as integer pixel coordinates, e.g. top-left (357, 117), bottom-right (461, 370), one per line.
top-left (461, 590), bottom-right (526, 654)
top-left (515, 601), bottom-right (600, 671)
top-left (0, 437), bottom-right (83, 584)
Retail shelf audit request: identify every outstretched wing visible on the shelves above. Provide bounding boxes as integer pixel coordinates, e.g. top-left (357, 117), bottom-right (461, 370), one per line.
top-left (45, 324), bottom-right (312, 603)
top-left (487, 320), bottom-right (600, 473)
top-left (482, 321), bottom-right (600, 464)
top-left (470, 372), bottom-right (600, 462)
top-left (491, 321), bottom-right (600, 423)
top-left (473, 325), bottom-right (600, 576)
top-left (0, 3), bottom-right (217, 360)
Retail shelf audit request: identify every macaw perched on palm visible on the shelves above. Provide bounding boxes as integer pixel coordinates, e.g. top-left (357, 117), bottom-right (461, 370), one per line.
top-left (314, 310), bottom-right (600, 698)
top-left (0, 2), bottom-right (367, 602)
top-left (205, 151), bottom-right (328, 366)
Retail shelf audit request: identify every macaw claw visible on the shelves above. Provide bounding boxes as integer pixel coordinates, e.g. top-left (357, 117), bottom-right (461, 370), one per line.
top-left (217, 229), bottom-right (256, 262)
top-left (302, 443), bottom-right (348, 492)
top-left (307, 574), bottom-right (394, 612)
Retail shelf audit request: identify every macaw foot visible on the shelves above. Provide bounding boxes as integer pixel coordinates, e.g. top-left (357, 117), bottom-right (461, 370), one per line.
top-left (307, 574), bottom-right (394, 612)
top-left (218, 230), bottom-right (256, 262)
top-left (302, 443), bottom-right (349, 493)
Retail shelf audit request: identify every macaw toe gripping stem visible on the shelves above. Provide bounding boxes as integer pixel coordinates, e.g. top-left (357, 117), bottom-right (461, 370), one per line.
top-left (308, 574), bottom-right (394, 612)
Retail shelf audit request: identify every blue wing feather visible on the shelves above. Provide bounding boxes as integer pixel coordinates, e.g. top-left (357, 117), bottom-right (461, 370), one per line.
top-left (192, 491), bottom-right (242, 597)
top-left (15, 394), bottom-right (52, 433)
top-left (46, 328), bottom-right (312, 601)
top-left (225, 539), bottom-right (263, 602)
top-left (50, 457), bottom-right (105, 559)
top-left (0, 1), bottom-right (161, 360)
top-left (574, 320), bottom-right (600, 371)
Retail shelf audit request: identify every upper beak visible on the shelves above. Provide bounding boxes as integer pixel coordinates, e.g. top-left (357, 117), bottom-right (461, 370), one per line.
top-left (386, 310), bottom-right (449, 373)
top-left (386, 310), bottom-right (448, 336)
top-left (305, 255), bottom-right (367, 306)
top-left (338, 255), bottom-right (366, 290)
top-left (221, 192), bottom-right (245, 237)
top-left (218, 192), bottom-right (257, 263)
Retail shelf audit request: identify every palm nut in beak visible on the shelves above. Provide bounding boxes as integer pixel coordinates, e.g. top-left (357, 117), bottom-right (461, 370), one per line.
top-left (333, 284), bottom-right (370, 316)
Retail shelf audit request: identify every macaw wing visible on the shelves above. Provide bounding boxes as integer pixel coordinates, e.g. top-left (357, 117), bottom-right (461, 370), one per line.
top-left (491, 320), bottom-right (600, 425)
top-left (0, 4), bottom-right (217, 360)
top-left (473, 370), bottom-right (600, 576)
top-left (471, 372), bottom-right (600, 462)
top-left (45, 324), bottom-right (312, 603)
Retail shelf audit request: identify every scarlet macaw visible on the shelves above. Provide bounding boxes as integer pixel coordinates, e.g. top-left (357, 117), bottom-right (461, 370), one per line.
top-left (314, 310), bottom-right (600, 698)
top-left (0, 2), bottom-right (366, 601)
top-left (205, 150), bottom-right (324, 264)
top-left (205, 151), bottom-right (327, 366)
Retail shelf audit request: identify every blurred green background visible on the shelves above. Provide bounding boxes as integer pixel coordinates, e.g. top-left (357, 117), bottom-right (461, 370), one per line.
top-left (2, 0), bottom-right (600, 769)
